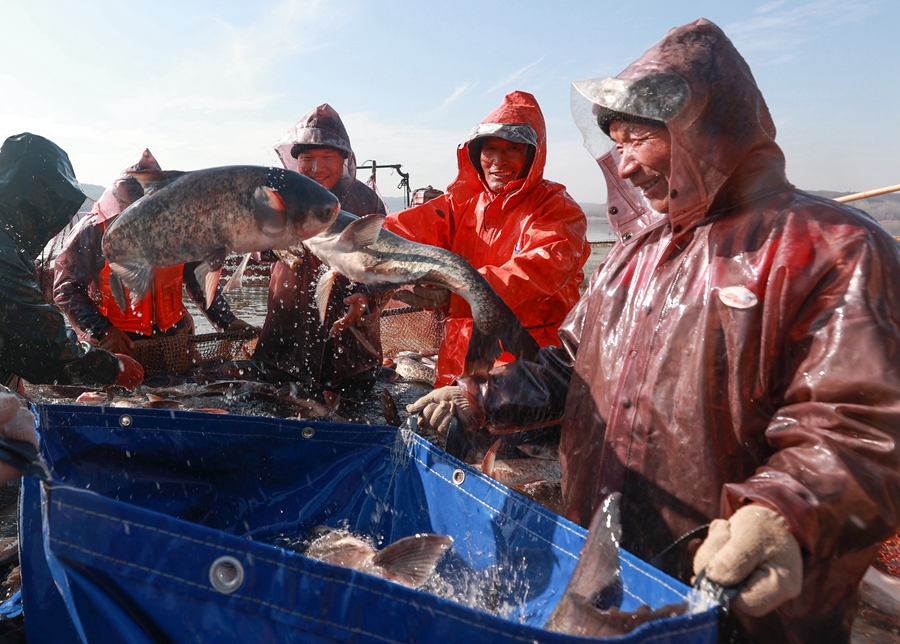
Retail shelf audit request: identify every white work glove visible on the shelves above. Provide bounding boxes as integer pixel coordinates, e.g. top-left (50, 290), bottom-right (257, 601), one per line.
top-left (0, 389), bottom-right (38, 484)
top-left (393, 285), bottom-right (451, 309)
top-left (693, 504), bottom-right (803, 617)
top-left (406, 385), bottom-right (472, 436)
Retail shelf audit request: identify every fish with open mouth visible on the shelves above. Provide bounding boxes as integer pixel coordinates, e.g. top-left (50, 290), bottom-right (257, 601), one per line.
top-left (302, 526), bottom-right (453, 589)
top-left (302, 211), bottom-right (540, 375)
top-left (102, 166), bottom-right (340, 311)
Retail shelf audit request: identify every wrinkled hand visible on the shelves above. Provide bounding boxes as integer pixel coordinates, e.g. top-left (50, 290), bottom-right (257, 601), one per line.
top-left (114, 354), bottom-right (145, 391)
top-left (393, 285), bottom-right (450, 309)
top-left (0, 389), bottom-right (38, 483)
top-left (693, 504), bottom-right (803, 617)
top-left (406, 385), bottom-right (472, 436)
top-left (227, 319), bottom-right (259, 334)
top-left (328, 293), bottom-right (371, 338)
top-left (98, 326), bottom-right (134, 355)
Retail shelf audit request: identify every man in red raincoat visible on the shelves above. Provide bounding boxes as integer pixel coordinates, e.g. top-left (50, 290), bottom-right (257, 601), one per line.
top-left (385, 91), bottom-right (589, 387)
top-left (253, 104), bottom-right (387, 394)
top-left (410, 20), bottom-right (900, 643)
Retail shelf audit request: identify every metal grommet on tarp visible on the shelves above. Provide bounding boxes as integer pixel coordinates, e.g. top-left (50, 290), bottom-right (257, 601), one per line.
top-left (118, 415), bottom-right (133, 428)
top-left (452, 469), bottom-right (466, 485)
top-left (301, 427), bottom-right (315, 439)
top-left (209, 555), bottom-right (244, 594)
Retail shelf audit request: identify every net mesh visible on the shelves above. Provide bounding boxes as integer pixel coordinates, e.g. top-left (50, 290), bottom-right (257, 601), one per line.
top-left (380, 296), bottom-right (444, 359)
top-left (875, 532), bottom-right (900, 579)
top-left (131, 328), bottom-right (260, 373)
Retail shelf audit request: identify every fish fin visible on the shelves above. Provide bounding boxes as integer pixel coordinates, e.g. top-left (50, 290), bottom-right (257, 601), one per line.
top-left (462, 325), bottom-right (503, 376)
top-left (337, 214), bottom-right (384, 250)
top-left (194, 262), bottom-right (224, 309)
top-left (107, 270), bottom-right (129, 313)
top-left (323, 390), bottom-right (340, 412)
top-left (202, 248), bottom-right (230, 270)
top-left (381, 387), bottom-right (401, 427)
top-left (314, 269), bottom-right (338, 324)
top-left (125, 170), bottom-right (188, 196)
top-left (500, 322), bottom-right (540, 362)
top-left (480, 438), bottom-right (502, 479)
top-left (110, 262), bottom-right (154, 309)
top-left (224, 253), bottom-right (252, 292)
top-left (252, 186), bottom-right (287, 236)
top-left (372, 534), bottom-right (453, 588)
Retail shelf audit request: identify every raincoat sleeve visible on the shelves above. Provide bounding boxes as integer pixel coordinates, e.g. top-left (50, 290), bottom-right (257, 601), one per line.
top-left (722, 228), bottom-right (900, 562)
top-left (474, 192), bottom-right (587, 314)
top-left (458, 272), bottom-right (594, 431)
top-left (182, 262), bottom-right (238, 332)
top-left (0, 240), bottom-right (120, 386)
top-left (52, 219), bottom-right (113, 339)
top-left (383, 194), bottom-right (455, 248)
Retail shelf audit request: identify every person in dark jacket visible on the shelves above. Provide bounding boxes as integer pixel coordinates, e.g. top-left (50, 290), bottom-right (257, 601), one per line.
top-left (409, 19), bottom-right (900, 643)
top-left (253, 104), bottom-right (387, 395)
top-left (0, 133), bottom-right (142, 390)
top-left (53, 148), bottom-right (252, 359)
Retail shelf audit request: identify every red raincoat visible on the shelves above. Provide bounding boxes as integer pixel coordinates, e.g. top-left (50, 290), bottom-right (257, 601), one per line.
top-left (460, 20), bottom-right (900, 643)
top-left (385, 91), bottom-right (589, 386)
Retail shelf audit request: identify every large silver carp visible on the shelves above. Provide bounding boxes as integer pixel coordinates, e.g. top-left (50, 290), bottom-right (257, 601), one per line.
top-left (301, 211), bottom-right (541, 376)
top-left (101, 166), bottom-right (340, 311)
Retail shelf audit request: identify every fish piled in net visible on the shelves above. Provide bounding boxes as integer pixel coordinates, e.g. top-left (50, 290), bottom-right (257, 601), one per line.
top-left (380, 297), bottom-right (444, 360)
top-left (131, 328), bottom-right (260, 374)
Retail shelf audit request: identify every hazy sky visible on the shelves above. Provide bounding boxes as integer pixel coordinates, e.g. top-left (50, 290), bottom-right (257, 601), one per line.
top-left (1, 0), bottom-right (896, 205)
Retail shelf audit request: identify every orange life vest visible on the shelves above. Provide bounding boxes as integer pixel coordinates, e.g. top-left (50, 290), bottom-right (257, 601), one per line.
top-left (96, 260), bottom-right (186, 336)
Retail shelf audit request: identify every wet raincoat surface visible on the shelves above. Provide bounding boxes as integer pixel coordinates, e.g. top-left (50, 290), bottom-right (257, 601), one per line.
top-left (254, 105), bottom-right (386, 392)
top-left (458, 20), bottom-right (900, 643)
top-left (385, 91), bottom-right (589, 387)
top-left (54, 150), bottom-right (238, 340)
top-left (0, 133), bottom-right (120, 387)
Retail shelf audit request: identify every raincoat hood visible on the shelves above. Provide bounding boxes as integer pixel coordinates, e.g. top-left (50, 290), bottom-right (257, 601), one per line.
top-left (450, 90), bottom-right (547, 205)
top-left (0, 133), bottom-right (86, 256)
top-left (273, 104), bottom-right (358, 198)
top-left (572, 18), bottom-right (788, 241)
top-left (93, 148), bottom-right (162, 224)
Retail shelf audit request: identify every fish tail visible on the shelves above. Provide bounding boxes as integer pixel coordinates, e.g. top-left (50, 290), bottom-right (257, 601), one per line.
top-left (463, 325), bottom-right (503, 375)
top-left (371, 534), bottom-right (453, 588)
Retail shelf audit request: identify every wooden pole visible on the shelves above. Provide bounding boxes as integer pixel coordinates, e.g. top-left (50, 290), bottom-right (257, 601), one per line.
top-left (834, 184), bottom-right (900, 203)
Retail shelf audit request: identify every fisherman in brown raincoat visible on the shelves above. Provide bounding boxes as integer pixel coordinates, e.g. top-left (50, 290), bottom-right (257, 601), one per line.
top-left (410, 19), bottom-right (900, 643)
top-left (253, 104), bottom-right (387, 395)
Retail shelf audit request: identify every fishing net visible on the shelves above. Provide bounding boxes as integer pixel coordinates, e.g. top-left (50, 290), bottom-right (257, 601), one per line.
top-left (131, 328), bottom-right (260, 374)
top-left (380, 292), bottom-right (444, 359)
top-left (875, 532), bottom-right (900, 579)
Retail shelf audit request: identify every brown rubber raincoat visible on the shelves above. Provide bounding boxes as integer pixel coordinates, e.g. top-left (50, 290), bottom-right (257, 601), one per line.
top-left (386, 91), bottom-right (589, 387)
top-left (459, 19), bottom-right (900, 643)
top-left (253, 105), bottom-right (386, 393)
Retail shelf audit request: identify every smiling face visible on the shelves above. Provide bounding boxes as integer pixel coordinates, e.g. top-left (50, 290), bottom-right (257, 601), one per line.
top-left (295, 146), bottom-right (345, 191)
top-left (478, 137), bottom-right (531, 193)
top-left (608, 120), bottom-right (672, 214)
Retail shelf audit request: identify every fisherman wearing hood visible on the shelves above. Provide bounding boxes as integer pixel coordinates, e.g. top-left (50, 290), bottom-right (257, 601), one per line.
top-left (410, 21), bottom-right (900, 643)
top-left (0, 133), bottom-right (143, 390)
top-left (253, 104), bottom-right (387, 393)
top-left (53, 149), bottom-right (252, 359)
top-left (386, 90), bottom-right (589, 387)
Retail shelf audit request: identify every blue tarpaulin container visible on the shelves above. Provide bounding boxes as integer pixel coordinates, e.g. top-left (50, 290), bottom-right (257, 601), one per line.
top-left (19, 404), bottom-right (718, 643)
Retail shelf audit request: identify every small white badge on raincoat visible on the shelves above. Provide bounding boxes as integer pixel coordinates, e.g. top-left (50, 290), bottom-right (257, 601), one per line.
top-left (718, 286), bottom-right (758, 309)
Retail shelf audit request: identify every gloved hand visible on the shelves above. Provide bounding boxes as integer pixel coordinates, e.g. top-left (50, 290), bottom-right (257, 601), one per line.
top-left (0, 389), bottom-right (38, 483)
top-left (406, 385), bottom-right (473, 436)
top-left (393, 285), bottom-right (451, 309)
top-left (114, 354), bottom-right (145, 391)
top-left (98, 326), bottom-right (134, 355)
top-left (693, 504), bottom-right (803, 617)
top-left (328, 293), bottom-right (371, 338)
